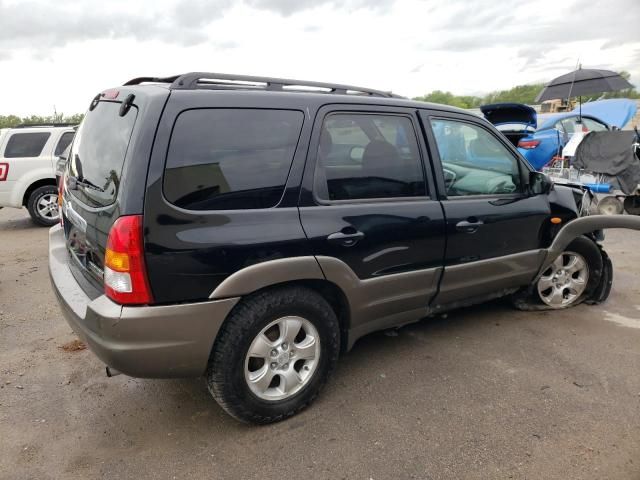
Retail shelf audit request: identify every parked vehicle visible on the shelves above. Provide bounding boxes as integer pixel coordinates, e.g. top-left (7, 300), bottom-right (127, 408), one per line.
top-left (481, 99), bottom-right (637, 170)
top-left (0, 123), bottom-right (75, 225)
top-left (49, 73), bottom-right (640, 424)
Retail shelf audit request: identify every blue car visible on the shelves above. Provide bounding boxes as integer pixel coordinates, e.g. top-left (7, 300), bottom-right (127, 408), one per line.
top-left (481, 99), bottom-right (637, 170)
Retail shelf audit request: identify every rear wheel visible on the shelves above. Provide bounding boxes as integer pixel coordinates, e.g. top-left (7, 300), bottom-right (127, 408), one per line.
top-left (206, 286), bottom-right (340, 424)
top-left (27, 185), bottom-right (59, 226)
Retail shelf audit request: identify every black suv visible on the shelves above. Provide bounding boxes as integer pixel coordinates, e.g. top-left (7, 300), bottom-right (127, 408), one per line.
top-left (49, 72), bottom-right (640, 423)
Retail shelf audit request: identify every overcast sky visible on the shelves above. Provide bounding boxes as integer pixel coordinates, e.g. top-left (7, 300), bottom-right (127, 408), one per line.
top-left (0, 0), bottom-right (638, 116)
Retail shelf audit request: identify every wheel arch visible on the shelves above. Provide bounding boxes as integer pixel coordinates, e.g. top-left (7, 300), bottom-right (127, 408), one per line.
top-left (235, 279), bottom-right (352, 353)
top-left (541, 214), bottom-right (640, 273)
top-left (22, 177), bottom-right (57, 206)
top-left (209, 256), bottom-right (352, 353)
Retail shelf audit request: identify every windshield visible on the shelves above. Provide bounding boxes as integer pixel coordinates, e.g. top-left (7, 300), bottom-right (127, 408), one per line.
top-left (68, 101), bottom-right (137, 207)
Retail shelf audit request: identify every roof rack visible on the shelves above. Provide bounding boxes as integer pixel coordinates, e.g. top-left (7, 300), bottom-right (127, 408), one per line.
top-left (123, 72), bottom-right (400, 98)
top-left (14, 122), bottom-right (77, 129)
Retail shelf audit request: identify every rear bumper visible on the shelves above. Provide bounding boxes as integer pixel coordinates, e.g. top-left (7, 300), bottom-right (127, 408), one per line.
top-left (48, 225), bottom-right (239, 378)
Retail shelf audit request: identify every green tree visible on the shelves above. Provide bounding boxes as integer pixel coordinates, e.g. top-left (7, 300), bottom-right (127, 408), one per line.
top-left (0, 113), bottom-right (84, 129)
top-left (413, 71), bottom-right (640, 107)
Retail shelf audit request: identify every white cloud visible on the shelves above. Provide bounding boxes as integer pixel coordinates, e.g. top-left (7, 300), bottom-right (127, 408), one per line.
top-left (0, 0), bottom-right (638, 115)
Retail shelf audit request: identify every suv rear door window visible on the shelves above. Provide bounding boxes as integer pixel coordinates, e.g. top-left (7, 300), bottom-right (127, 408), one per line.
top-left (68, 102), bottom-right (138, 207)
top-left (54, 131), bottom-right (75, 157)
top-left (164, 109), bottom-right (303, 210)
top-left (4, 132), bottom-right (51, 158)
top-left (314, 114), bottom-right (426, 201)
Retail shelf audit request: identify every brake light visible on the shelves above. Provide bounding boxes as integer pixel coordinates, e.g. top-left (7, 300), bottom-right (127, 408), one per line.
top-left (102, 89), bottom-right (120, 99)
top-left (0, 163), bottom-right (8, 181)
top-left (518, 139), bottom-right (541, 149)
top-left (104, 215), bottom-right (153, 305)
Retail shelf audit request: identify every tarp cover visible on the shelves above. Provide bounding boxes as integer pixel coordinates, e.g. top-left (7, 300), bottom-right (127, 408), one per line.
top-left (573, 131), bottom-right (640, 194)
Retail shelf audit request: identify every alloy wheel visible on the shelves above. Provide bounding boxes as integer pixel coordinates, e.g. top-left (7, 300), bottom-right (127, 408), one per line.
top-left (37, 193), bottom-right (60, 221)
top-left (537, 251), bottom-right (589, 307)
top-left (244, 316), bottom-right (320, 401)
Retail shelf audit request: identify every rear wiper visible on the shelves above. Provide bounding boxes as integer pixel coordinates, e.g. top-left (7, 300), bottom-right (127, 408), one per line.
top-left (68, 176), bottom-right (105, 192)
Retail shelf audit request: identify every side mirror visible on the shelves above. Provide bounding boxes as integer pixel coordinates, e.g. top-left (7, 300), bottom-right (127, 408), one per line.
top-left (529, 171), bottom-right (553, 195)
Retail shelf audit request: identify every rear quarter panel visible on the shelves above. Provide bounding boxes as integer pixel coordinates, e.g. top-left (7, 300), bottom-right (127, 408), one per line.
top-left (142, 91), bottom-right (316, 303)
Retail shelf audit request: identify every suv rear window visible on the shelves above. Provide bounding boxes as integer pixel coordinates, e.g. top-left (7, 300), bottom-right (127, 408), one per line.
top-left (4, 132), bottom-right (51, 158)
top-left (164, 109), bottom-right (303, 210)
top-left (68, 102), bottom-right (137, 207)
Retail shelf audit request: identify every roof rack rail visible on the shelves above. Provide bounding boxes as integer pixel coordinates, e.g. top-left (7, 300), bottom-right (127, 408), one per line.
top-left (123, 75), bottom-right (180, 86)
top-left (123, 72), bottom-right (400, 98)
top-left (14, 122), bottom-right (78, 129)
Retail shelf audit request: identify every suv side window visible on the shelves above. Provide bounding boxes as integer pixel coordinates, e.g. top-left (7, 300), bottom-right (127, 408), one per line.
top-left (314, 113), bottom-right (426, 201)
top-left (430, 119), bottom-right (521, 196)
top-left (54, 132), bottom-right (74, 157)
top-left (164, 109), bottom-right (303, 211)
top-left (4, 132), bottom-right (51, 158)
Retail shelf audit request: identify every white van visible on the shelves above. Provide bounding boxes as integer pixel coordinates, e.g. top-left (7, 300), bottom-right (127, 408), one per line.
top-left (0, 124), bottom-right (75, 226)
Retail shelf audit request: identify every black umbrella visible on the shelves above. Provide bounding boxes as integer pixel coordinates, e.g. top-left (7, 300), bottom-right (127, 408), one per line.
top-left (536, 67), bottom-right (634, 123)
top-left (536, 68), bottom-right (634, 103)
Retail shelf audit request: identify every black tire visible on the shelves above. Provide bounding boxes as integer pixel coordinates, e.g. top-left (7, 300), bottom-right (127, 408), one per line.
top-left (624, 195), bottom-right (640, 216)
top-left (206, 286), bottom-right (340, 424)
top-left (512, 236), bottom-right (604, 310)
top-left (27, 185), bottom-right (59, 227)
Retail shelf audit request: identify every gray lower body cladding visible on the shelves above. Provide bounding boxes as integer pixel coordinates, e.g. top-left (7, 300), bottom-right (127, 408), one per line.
top-left (49, 225), bottom-right (239, 378)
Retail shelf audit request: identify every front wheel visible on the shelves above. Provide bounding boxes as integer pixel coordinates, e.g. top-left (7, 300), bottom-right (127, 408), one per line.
top-left (513, 236), bottom-right (604, 310)
top-left (206, 286), bottom-right (340, 424)
top-left (27, 185), bottom-right (59, 226)
top-left (536, 236), bottom-right (604, 309)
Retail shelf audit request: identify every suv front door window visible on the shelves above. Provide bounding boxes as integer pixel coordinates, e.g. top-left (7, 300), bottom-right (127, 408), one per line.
top-left (430, 119), bottom-right (521, 196)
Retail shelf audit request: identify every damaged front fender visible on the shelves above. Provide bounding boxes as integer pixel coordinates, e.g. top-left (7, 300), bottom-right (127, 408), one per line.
top-left (540, 214), bottom-right (640, 274)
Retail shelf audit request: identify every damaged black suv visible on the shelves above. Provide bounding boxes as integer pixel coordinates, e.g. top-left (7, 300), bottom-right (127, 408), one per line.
top-left (49, 72), bottom-right (640, 424)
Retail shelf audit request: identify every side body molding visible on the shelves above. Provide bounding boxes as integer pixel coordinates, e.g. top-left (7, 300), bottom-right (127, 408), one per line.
top-left (316, 256), bottom-right (442, 349)
top-left (541, 215), bottom-right (640, 273)
top-left (209, 255), bottom-right (442, 350)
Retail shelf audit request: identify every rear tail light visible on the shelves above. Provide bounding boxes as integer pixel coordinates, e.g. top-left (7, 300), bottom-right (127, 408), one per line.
top-left (518, 139), bottom-right (541, 149)
top-left (104, 215), bottom-right (153, 305)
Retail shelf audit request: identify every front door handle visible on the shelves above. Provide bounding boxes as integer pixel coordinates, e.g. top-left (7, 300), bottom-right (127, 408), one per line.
top-left (456, 219), bottom-right (484, 233)
top-left (327, 230), bottom-right (365, 247)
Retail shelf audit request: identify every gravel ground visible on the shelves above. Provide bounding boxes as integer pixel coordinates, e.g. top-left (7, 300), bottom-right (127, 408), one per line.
top-left (1, 206), bottom-right (639, 480)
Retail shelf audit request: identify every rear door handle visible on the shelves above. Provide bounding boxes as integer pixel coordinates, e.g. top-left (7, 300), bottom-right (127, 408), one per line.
top-left (327, 230), bottom-right (365, 247)
top-left (456, 219), bottom-right (484, 233)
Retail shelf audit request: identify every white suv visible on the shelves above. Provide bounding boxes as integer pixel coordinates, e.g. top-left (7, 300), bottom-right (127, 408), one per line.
top-left (0, 124), bottom-right (75, 226)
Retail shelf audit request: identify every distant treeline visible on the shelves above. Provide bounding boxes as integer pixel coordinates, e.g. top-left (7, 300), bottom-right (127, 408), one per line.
top-left (0, 113), bottom-right (84, 129)
top-left (413, 71), bottom-right (640, 109)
